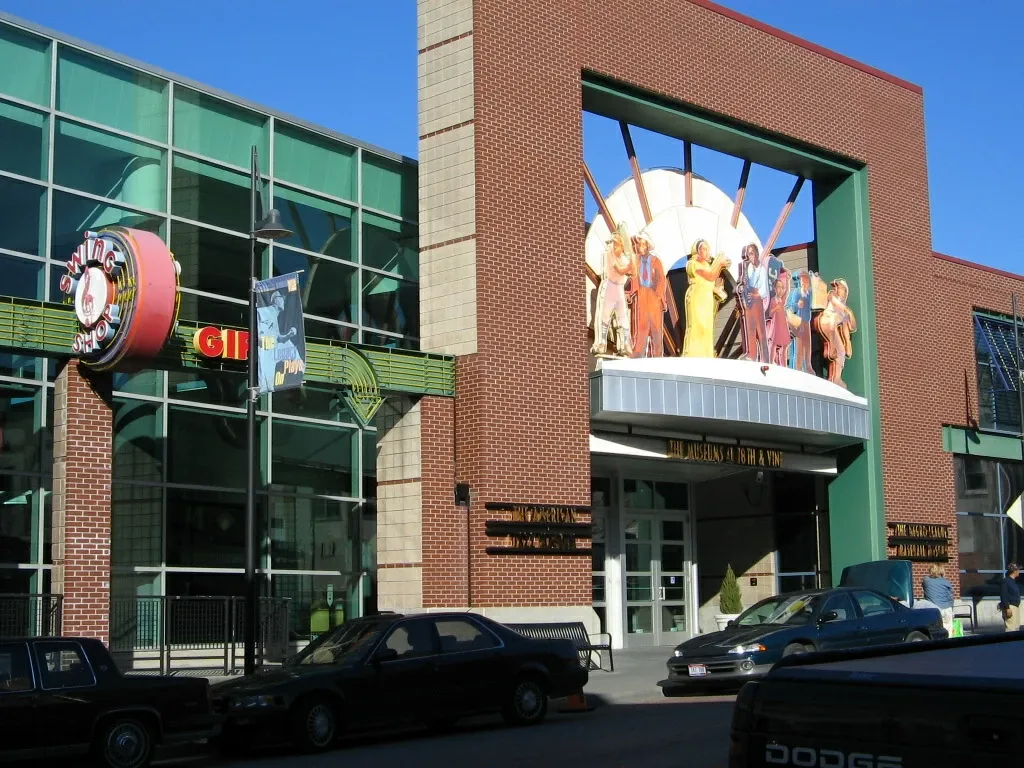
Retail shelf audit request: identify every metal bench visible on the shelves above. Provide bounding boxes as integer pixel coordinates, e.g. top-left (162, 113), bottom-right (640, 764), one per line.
top-left (953, 600), bottom-right (975, 634)
top-left (507, 621), bottom-right (614, 672)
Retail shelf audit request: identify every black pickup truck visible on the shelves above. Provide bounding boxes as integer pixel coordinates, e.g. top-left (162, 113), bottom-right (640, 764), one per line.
top-left (0, 636), bottom-right (219, 767)
top-left (729, 631), bottom-right (1024, 767)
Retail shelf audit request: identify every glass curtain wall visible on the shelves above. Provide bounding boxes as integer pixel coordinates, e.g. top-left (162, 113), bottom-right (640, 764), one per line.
top-left (0, 19), bottom-right (416, 638)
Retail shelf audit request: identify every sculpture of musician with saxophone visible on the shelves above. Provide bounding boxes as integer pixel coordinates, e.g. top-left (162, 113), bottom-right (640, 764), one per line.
top-left (814, 278), bottom-right (856, 388)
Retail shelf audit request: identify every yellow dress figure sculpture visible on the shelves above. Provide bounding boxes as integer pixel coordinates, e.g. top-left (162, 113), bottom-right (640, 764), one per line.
top-left (681, 239), bottom-right (731, 358)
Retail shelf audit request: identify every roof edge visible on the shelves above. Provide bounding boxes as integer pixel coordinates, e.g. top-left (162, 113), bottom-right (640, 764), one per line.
top-left (933, 251), bottom-right (1024, 283)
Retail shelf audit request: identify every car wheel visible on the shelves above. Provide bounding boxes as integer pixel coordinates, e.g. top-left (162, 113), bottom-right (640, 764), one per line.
top-left (92, 717), bottom-right (154, 768)
top-left (782, 643), bottom-right (809, 657)
top-left (502, 676), bottom-right (548, 726)
top-left (289, 697), bottom-right (339, 754)
top-left (905, 631), bottom-right (929, 643)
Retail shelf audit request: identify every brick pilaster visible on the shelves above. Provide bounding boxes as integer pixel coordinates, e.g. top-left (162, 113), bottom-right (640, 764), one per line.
top-left (51, 361), bottom-right (113, 643)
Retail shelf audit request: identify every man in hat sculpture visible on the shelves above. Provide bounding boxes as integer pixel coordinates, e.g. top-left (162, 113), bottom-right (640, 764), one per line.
top-left (786, 269), bottom-right (814, 374)
top-left (591, 222), bottom-right (634, 357)
top-left (628, 230), bottom-right (673, 358)
top-left (814, 278), bottom-right (856, 388)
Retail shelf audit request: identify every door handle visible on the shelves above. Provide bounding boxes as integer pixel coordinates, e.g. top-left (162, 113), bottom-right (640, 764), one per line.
top-left (659, 587), bottom-right (666, 601)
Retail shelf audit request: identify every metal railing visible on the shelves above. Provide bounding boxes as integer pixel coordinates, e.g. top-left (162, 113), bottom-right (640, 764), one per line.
top-left (0, 594), bottom-right (63, 639)
top-left (109, 596), bottom-right (292, 675)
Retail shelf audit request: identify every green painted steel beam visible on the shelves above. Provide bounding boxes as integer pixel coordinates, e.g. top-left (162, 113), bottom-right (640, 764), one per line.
top-left (0, 295), bottom-right (455, 398)
top-left (942, 425), bottom-right (1024, 461)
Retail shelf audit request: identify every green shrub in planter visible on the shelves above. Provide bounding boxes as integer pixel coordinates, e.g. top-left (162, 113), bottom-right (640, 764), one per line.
top-left (719, 564), bottom-right (743, 615)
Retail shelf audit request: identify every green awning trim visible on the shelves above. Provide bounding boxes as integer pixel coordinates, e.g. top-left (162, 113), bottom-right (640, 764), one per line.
top-left (942, 425), bottom-right (1023, 461)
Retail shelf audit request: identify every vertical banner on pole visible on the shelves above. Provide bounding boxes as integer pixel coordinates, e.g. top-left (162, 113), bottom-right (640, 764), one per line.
top-left (254, 272), bottom-right (306, 394)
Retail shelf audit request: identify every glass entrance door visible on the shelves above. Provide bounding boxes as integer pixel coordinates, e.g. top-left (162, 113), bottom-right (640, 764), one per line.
top-left (624, 515), bottom-right (690, 647)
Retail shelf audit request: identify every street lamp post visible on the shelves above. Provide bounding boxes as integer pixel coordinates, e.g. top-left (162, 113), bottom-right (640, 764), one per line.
top-left (245, 145), bottom-right (292, 676)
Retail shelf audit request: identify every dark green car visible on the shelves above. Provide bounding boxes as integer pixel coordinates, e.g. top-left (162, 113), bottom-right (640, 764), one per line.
top-left (657, 586), bottom-right (947, 694)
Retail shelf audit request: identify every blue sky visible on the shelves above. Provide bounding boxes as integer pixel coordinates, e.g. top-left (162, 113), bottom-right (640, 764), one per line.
top-left (4, 0), bottom-right (1021, 273)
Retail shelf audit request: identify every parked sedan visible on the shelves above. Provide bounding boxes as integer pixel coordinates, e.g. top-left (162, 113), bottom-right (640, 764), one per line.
top-left (657, 587), bottom-right (947, 694)
top-left (213, 612), bottom-right (588, 754)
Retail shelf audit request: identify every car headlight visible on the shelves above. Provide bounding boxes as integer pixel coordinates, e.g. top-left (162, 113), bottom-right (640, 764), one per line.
top-left (673, 649), bottom-right (684, 658)
top-left (728, 644), bottom-right (766, 654)
top-left (229, 694), bottom-right (276, 710)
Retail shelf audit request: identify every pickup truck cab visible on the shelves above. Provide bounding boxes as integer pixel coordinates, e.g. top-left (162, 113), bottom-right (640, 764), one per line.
top-left (0, 636), bottom-right (219, 768)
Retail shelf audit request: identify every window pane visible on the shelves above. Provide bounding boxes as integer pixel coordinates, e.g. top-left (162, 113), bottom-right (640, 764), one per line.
top-left (166, 571), bottom-right (245, 598)
top-left (435, 619), bottom-right (498, 652)
top-left (0, 25), bottom-right (50, 106)
top-left (362, 272), bottom-right (418, 338)
top-left (654, 482), bottom-right (688, 510)
top-left (0, 382), bottom-right (43, 473)
top-left (271, 419), bottom-right (354, 497)
top-left (0, 177), bottom-right (44, 255)
top-left (173, 87), bottom-right (266, 169)
top-left (272, 573), bottom-right (359, 641)
top-left (171, 154), bottom-right (254, 233)
top-left (957, 514), bottom-right (1003, 572)
top-left (0, 477), bottom-right (40, 564)
top-left (955, 456), bottom-right (999, 514)
top-left (0, 642), bottom-right (33, 692)
top-left (111, 484), bottom-right (161, 568)
top-left (272, 384), bottom-right (359, 424)
top-left (176, 292), bottom-right (247, 328)
top-left (112, 398), bottom-right (162, 482)
top-left (0, 101), bottom-right (47, 179)
top-left (363, 332), bottom-right (418, 350)
top-left (778, 574), bottom-right (816, 594)
top-left (776, 513), bottom-right (818, 574)
top-left (624, 479), bottom-right (654, 509)
top-left (171, 222), bottom-right (250, 300)
top-left (54, 119), bottom-right (166, 211)
top-left (113, 370), bottom-right (163, 397)
top-left (273, 246), bottom-right (358, 323)
top-left (34, 642), bottom-right (95, 689)
top-left (0, 568), bottom-right (32, 593)
top-left (51, 191), bottom-right (165, 268)
top-left (0, 254), bottom-right (44, 301)
top-left (166, 487), bottom-right (246, 568)
top-left (0, 353), bottom-right (41, 381)
top-left (274, 186), bottom-right (354, 259)
top-left (362, 213), bottom-right (417, 278)
top-left (959, 571), bottom-right (1002, 600)
top-left (57, 45), bottom-right (167, 141)
top-left (361, 154), bottom-right (416, 219)
top-left (167, 370), bottom-right (247, 409)
top-left (304, 318), bottom-right (357, 343)
top-left (168, 405), bottom-right (263, 489)
top-left (274, 122), bottom-right (355, 200)
top-left (268, 496), bottom-right (358, 571)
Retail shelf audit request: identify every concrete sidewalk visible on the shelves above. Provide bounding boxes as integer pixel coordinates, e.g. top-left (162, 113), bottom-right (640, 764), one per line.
top-left (582, 647), bottom-right (672, 705)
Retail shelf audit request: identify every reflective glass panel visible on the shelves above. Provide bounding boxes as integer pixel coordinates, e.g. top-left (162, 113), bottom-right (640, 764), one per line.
top-left (167, 370), bottom-right (247, 409)
top-left (654, 481), bottom-right (688, 510)
top-left (168, 405), bottom-right (263, 489)
top-left (112, 398), bottom-right (162, 482)
top-left (171, 154), bottom-right (254, 234)
top-left (272, 384), bottom-right (359, 424)
top-left (166, 488), bottom-right (247, 568)
top-left (956, 513), bottom-right (1003, 572)
top-left (0, 353), bottom-right (41, 381)
top-left (112, 370), bottom-right (163, 397)
top-left (362, 213), bottom-right (417, 278)
top-left (0, 382), bottom-right (43, 473)
top-left (171, 222), bottom-right (250, 300)
top-left (175, 292), bottom-right (247, 328)
top-left (362, 271), bottom-right (418, 338)
top-left (111, 484), bottom-right (161, 568)
top-left (54, 119), bottom-right (166, 211)
top-left (271, 419), bottom-right (355, 497)
top-left (268, 496), bottom-right (358, 571)
top-left (0, 100), bottom-right (46, 179)
top-left (51, 191), bottom-right (165, 268)
top-left (274, 186), bottom-right (354, 260)
top-left (57, 45), bottom-right (168, 141)
top-left (363, 332), bottom-right (418, 350)
top-left (0, 254), bottom-right (44, 301)
top-left (173, 87), bottom-right (266, 169)
top-left (274, 122), bottom-right (355, 201)
top-left (0, 25), bottom-right (50, 106)
top-left (0, 476), bottom-right (40, 564)
top-left (776, 513), bottom-right (818, 574)
top-left (0, 176), bottom-right (44, 255)
top-left (304, 317), bottom-right (357, 343)
top-left (361, 153), bottom-right (416, 219)
top-left (273, 246), bottom-right (358, 323)
top-left (271, 573), bottom-right (360, 640)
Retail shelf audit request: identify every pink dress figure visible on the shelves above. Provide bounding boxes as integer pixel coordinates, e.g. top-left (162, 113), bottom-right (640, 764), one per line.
top-left (766, 269), bottom-right (790, 366)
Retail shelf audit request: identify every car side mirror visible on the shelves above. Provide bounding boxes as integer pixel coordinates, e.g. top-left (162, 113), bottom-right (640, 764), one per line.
top-left (726, 619), bottom-right (737, 629)
top-left (818, 610), bottom-right (839, 625)
top-left (373, 648), bottom-right (399, 666)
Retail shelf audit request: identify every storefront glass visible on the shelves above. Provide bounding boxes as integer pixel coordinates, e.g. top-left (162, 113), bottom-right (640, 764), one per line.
top-left (956, 456), bottom-right (1024, 598)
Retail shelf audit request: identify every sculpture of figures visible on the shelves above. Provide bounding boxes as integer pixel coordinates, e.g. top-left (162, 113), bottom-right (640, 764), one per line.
top-left (591, 222), bottom-right (634, 357)
top-left (681, 239), bottom-right (730, 358)
top-left (736, 243), bottom-right (770, 363)
top-left (814, 278), bottom-right (857, 388)
top-left (786, 269), bottom-right (814, 374)
top-left (629, 231), bottom-right (671, 358)
top-left (766, 267), bottom-right (791, 367)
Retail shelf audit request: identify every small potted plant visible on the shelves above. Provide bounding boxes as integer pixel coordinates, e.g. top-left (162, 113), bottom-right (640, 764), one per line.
top-left (715, 564), bottom-right (743, 631)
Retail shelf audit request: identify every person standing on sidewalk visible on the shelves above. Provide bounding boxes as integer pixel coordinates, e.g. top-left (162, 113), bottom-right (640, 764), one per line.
top-left (1000, 563), bottom-right (1022, 632)
top-left (922, 565), bottom-right (955, 636)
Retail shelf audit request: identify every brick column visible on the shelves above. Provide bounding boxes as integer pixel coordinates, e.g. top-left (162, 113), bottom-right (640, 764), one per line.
top-left (51, 360), bottom-right (114, 643)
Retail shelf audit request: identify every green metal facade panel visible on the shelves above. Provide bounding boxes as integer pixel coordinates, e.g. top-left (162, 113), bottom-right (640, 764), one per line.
top-left (814, 168), bottom-right (886, 581)
top-left (942, 425), bottom-right (1024, 461)
top-left (0, 296), bottom-right (454, 397)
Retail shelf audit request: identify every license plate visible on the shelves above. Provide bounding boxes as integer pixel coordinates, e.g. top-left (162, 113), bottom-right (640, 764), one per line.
top-left (688, 664), bottom-right (708, 677)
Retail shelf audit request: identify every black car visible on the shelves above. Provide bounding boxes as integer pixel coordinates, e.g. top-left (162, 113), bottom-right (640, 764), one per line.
top-left (658, 586), bottom-right (947, 694)
top-left (0, 636), bottom-right (218, 768)
top-left (214, 611), bottom-right (588, 753)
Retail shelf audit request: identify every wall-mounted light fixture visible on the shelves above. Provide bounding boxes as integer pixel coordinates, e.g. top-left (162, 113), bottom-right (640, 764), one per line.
top-left (455, 483), bottom-right (471, 507)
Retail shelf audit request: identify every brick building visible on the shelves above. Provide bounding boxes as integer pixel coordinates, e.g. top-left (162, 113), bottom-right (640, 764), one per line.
top-left (0, 2), bottom-right (1022, 654)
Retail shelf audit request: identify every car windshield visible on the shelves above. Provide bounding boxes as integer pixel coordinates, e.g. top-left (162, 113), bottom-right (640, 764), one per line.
top-left (290, 620), bottom-right (386, 666)
top-left (735, 594), bottom-right (821, 626)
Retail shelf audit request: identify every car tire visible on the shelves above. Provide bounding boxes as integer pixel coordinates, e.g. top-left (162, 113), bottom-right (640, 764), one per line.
top-left (92, 717), bottom-right (154, 768)
top-left (502, 675), bottom-right (548, 727)
top-left (782, 643), bottom-right (810, 657)
top-left (905, 631), bottom-right (929, 643)
top-left (289, 696), bottom-right (339, 754)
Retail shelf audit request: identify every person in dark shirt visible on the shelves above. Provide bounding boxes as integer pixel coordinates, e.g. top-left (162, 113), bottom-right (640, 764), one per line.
top-left (1000, 563), bottom-right (1021, 632)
